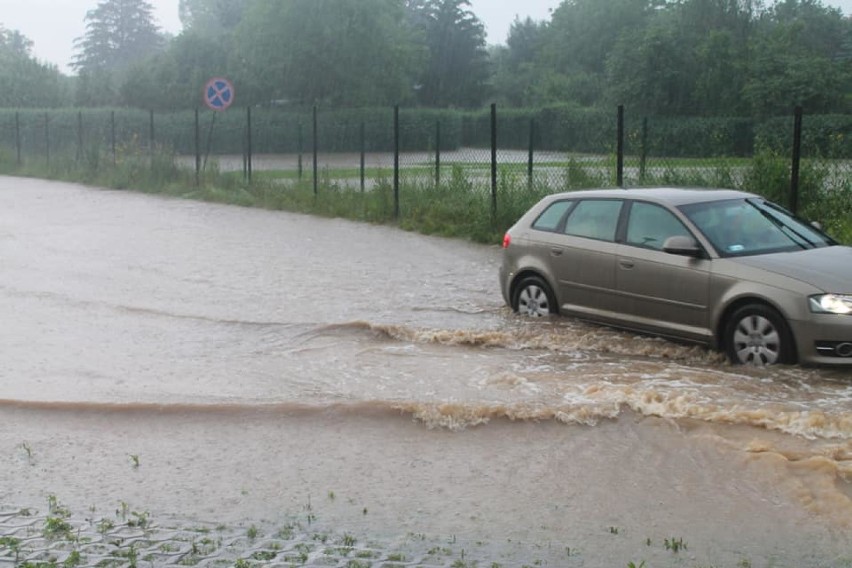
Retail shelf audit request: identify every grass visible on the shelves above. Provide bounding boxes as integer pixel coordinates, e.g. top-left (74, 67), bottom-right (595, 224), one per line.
top-left (1, 146), bottom-right (849, 246)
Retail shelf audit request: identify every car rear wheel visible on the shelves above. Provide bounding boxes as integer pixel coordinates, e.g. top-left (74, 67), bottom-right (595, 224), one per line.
top-left (724, 304), bottom-right (794, 366)
top-left (513, 276), bottom-right (556, 317)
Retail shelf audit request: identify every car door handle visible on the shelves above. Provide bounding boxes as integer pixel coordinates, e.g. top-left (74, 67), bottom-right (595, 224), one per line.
top-left (619, 259), bottom-right (635, 269)
top-left (550, 248), bottom-right (563, 257)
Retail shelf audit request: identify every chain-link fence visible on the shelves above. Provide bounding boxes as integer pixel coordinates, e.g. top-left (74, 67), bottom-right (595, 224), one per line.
top-left (1, 104), bottom-right (850, 221)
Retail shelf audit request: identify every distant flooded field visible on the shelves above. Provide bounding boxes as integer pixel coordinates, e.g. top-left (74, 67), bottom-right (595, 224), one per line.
top-left (1, 176), bottom-right (850, 567)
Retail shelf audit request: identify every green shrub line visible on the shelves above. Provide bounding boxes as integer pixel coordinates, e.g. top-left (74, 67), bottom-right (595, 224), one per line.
top-left (0, 145), bottom-right (849, 246)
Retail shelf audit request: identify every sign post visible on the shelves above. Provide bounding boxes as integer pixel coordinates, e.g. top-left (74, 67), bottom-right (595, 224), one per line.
top-left (200, 77), bottom-right (235, 176)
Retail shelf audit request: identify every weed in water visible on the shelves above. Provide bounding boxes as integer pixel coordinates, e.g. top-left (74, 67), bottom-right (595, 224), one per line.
top-left (609, 526), bottom-right (620, 535)
top-left (664, 537), bottom-right (687, 553)
top-left (246, 525), bottom-right (259, 540)
top-left (250, 550), bottom-right (277, 561)
top-left (627, 562), bottom-right (646, 568)
top-left (128, 510), bottom-right (150, 528)
top-left (129, 454), bottom-right (140, 468)
top-left (63, 549), bottom-right (83, 567)
top-left (43, 516), bottom-right (74, 540)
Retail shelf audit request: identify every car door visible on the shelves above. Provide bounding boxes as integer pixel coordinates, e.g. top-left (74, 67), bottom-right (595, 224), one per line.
top-left (551, 198), bottom-right (624, 317)
top-left (615, 201), bottom-right (712, 341)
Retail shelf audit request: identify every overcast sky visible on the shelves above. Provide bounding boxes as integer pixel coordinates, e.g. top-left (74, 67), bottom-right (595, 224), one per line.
top-left (1, 0), bottom-right (850, 74)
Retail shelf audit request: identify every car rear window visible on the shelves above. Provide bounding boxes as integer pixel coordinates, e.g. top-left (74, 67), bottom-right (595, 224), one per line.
top-left (532, 200), bottom-right (574, 232)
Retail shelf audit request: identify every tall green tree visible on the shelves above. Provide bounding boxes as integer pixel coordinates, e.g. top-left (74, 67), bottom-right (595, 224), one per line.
top-left (119, 31), bottom-right (229, 109)
top-left (178, 0), bottom-right (248, 36)
top-left (0, 26), bottom-right (66, 107)
top-left (233, 0), bottom-right (420, 107)
top-left (72, 0), bottom-right (163, 73)
top-left (407, 0), bottom-right (489, 107)
top-left (489, 17), bottom-right (547, 106)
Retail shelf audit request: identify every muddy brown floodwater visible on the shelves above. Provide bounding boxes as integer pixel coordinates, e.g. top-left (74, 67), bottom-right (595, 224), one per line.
top-left (1, 176), bottom-right (850, 567)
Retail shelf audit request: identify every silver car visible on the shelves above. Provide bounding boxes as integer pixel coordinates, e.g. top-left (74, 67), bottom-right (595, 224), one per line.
top-left (499, 188), bottom-right (852, 366)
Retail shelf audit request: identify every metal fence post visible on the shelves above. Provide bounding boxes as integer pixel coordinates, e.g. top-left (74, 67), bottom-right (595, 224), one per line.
top-left (435, 119), bottom-right (441, 187)
top-left (617, 105), bottom-right (625, 188)
top-left (491, 103), bottom-right (497, 219)
top-left (76, 111), bottom-right (83, 164)
top-left (360, 121), bottom-right (365, 192)
top-left (110, 110), bottom-right (116, 166)
top-left (194, 108), bottom-right (200, 186)
top-left (394, 105), bottom-right (400, 219)
top-left (528, 118), bottom-right (535, 189)
top-left (15, 112), bottom-right (21, 167)
top-left (44, 112), bottom-right (49, 170)
top-left (149, 109), bottom-right (155, 167)
top-left (791, 106), bottom-right (803, 214)
top-left (297, 122), bottom-right (303, 181)
top-left (246, 106), bottom-right (253, 184)
top-left (640, 117), bottom-right (648, 183)
top-left (312, 105), bottom-right (318, 197)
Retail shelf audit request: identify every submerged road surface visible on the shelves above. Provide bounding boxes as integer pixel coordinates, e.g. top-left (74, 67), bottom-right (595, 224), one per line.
top-left (1, 176), bottom-right (850, 567)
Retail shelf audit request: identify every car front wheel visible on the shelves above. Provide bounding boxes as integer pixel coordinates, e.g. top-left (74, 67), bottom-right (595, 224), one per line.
top-left (513, 276), bottom-right (556, 317)
top-left (724, 304), bottom-right (795, 366)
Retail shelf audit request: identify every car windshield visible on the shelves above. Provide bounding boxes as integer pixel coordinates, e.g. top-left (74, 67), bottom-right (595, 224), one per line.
top-left (679, 198), bottom-right (834, 257)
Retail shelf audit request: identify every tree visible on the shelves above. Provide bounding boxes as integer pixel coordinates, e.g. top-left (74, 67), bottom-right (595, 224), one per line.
top-left (744, 21), bottom-right (845, 116)
top-left (490, 17), bottom-right (547, 106)
top-left (233, 0), bottom-right (420, 107)
top-left (119, 31), bottom-right (229, 109)
top-left (605, 12), bottom-right (694, 115)
top-left (407, 0), bottom-right (490, 107)
top-left (178, 0), bottom-right (249, 36)
top-left (72, 0), bottom-right (163, 73)
top-left (0, 26), bottom-right (66, 107)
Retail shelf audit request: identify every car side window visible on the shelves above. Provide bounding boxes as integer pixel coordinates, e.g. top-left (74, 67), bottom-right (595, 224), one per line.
top-left (626, 202), bottom-right (691, 250)
top-left (532, 200), bottom-right (574, 232)
top-left (563, 199), bottom-right (622, 241)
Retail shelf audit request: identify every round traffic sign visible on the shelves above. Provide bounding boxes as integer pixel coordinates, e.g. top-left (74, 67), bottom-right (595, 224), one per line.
top-left (203, 77), bottom-right (235, 111)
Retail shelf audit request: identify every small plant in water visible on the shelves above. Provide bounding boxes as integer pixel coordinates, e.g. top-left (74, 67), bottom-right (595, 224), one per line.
top-left (129, 454), bottom-right (140, 468)
top-left (664, 537), bottom-right (687, 552)
top-left (20, 442), bottom-right (33, 460)
top-left (627, 562), bottom-right (646, 568)
top-left (246, 525), bottom-right (259, 540)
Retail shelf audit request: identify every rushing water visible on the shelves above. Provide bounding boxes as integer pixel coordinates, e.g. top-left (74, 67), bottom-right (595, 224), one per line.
top-left (1, 176), bottom-right (850, 567)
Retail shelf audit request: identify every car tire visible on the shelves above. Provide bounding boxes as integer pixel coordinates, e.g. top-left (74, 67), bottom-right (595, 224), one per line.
top-left (724, 304), bottom-right (795, 366)
top-left (512, 276), bottom-right (557, 317)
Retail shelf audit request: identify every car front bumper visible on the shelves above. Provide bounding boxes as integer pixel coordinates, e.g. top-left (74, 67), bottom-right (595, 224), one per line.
top-left (791, 315), bottom-right (852, 365)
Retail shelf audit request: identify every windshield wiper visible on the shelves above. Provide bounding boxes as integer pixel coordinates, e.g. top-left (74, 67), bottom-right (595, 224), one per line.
top-left (748, 199), bottom-right (815, 249)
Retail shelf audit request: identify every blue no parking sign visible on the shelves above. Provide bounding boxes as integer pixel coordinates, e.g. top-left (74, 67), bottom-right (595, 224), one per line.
top-left (203, 77), bottom-right (235, 111)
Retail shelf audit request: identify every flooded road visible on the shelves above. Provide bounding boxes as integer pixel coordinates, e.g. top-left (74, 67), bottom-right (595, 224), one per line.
top-left (1, 176), bottom-right (850, 567)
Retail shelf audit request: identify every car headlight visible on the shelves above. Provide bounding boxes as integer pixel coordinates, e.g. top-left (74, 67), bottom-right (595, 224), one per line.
top-left (810, 294), bottom-right (852, 315)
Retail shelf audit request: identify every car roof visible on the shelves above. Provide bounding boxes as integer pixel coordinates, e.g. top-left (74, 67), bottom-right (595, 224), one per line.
top-left (541, 187), bottom-right (755, 207)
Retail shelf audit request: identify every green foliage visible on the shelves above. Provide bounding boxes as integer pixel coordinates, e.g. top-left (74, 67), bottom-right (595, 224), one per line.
top-left (0, 27), bottom-right (66, 108)
top-left (233, 0), bottom-right (420, 107)
top-left (71, 0), bottom-right (163, 74)
top-left (408, 0), bottom-right (490, 108)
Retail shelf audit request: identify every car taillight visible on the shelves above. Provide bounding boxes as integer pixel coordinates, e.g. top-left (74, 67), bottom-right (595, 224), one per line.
top-left (502, 233), bottom-right (511, 248)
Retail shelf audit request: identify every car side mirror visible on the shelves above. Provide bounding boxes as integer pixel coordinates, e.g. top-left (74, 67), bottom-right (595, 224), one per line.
top-left (663, 235), bottom-right (703, 258)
